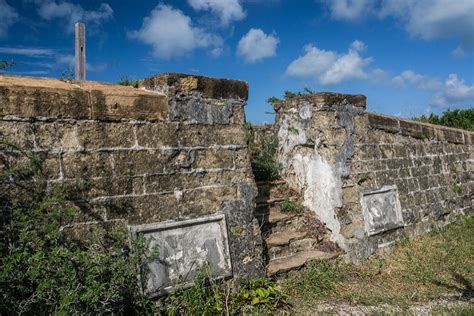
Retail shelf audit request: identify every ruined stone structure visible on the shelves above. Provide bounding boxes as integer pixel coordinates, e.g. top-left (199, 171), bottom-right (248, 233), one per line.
top-left (0, 74), bottom-right (263, 296)
top-left (273, 93), bottom-right (473, 262)
top-left (1, 73), bottom-right (472, 292)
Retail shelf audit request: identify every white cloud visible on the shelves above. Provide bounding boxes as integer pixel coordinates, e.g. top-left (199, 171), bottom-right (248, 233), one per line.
top-left (286, 40), bottom-right (372, 85)
top-left (0, 0), bottom-right (19, 38)
top-left (188, 0), bottom-right (245, 25)
top-left (380, 0), bottom-right (474, 48)
top-left (129, 4), bottom-right (222, 59)
top-left (392, 70), bottom-right (442, 91)
top-left (321, 0), bottom-right (474, 48)
top-left (452, 46), bottom-right (467, 59)
top-left (321, 0), bottom-right (375, 21)
top-left (237, 28), bottom-right (279, 63)
top-left (33, 0), bottom-right (113, 31)
top-left (0, 47), bottom-right (55, 57)
top-left (432, 74), bottom-right (474, 108)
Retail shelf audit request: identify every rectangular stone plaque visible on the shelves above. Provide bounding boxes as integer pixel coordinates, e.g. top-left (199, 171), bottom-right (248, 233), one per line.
top-left (361, 186), bottom-right (404, 236)
top-left (129, 214), bottom-right (232, 297)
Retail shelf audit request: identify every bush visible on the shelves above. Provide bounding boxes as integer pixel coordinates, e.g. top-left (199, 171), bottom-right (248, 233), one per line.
top-left (413, 108), bottom-right (474, 131)
top-left (161, 268), bottom-right (288, 315)
top-left (0, 136), bottom-right (155, 314)
top-left (118, 75), bottom-right (140, 88)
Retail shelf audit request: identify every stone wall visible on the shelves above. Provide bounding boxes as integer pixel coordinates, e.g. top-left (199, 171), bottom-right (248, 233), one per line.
top-left (0, 74), bottom-right (263, 293)
top-left (273, 93), bottom-right (473, 262)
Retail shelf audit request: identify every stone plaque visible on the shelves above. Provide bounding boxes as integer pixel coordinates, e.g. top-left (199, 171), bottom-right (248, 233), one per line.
top-left (361, 186), bottom-right (404, 236)
top-left (130, 214), bottom-right (232, 297)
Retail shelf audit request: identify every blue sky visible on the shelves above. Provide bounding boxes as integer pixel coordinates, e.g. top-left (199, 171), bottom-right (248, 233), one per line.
top-left (0, 0), bottom-right (473, 123)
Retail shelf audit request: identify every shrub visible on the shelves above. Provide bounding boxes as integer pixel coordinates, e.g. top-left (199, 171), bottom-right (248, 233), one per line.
top-left (118, 75), bottom-right (140, 88)
top-left (0, 136), bottom-right (155, 314)
top-left (413, 108), bottom-right (474, 131)
top-left (161, 268), bottom-right (288, 315)
top-left (251, 137), bottom-right (281, 181)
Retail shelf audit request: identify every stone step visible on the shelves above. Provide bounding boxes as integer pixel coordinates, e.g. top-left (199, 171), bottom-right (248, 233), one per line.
top-left (265, 230), bottom-right (306, 247)
top-left (268, 238), bottom-right (319, 260)
top-left (266, 251), bottom-right (338, 276)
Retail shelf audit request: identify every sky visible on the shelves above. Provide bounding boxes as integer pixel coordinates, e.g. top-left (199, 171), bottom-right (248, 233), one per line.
top-left (0, 0), bottom-right (473, 123)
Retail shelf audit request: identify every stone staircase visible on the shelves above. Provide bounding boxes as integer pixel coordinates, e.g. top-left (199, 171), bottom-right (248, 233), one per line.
top-left (255, 180), bottom-right (340, 276)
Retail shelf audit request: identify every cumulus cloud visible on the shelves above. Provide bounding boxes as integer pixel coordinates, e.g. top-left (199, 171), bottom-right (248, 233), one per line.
top-left (237, 28), bottom-right (279, 63)
top-left (188, 0), bottom-right (245, 25)
top-left (286, 40), bottom-right (372, 85)
top-left (32, 0), bottom-right (113, 31)
top-left (432, 74), bottom-right (474, 108)
top-left (321, 0), bottom-right (375, 21)
top-left (0, 0), bottom-right (19, 38)
top-left (129, 4), bottom-right (222, 59)
top-left (321, 0), bottom-right (474, 48)
top-left (392, 70), bottom-right (442, 91)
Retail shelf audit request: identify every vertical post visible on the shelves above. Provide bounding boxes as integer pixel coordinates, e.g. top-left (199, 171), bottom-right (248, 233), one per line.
top-left (75, 22), bottom-right (86, 80)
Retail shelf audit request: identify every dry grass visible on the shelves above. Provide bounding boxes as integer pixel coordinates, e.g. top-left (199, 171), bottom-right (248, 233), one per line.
top-left (281, 216), bottom-right (473, 309)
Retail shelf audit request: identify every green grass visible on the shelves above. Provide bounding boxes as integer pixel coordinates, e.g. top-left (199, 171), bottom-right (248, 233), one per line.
top-left (281, 217), bottom-right (474, 309)
top-left (280, 199), bottom-right (303, 214)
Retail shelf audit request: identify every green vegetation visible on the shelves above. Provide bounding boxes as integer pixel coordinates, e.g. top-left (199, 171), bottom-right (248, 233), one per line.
top-left (251, 137), bottom-right (281, 181)
top-left (280, 199), bottom-right (303, 214)
top-left (413, 108), bottom-right (474, 131)
top-left (0, 60), bottom-right (15, 70)
top-left (0, 136), bottom-right (155, 314)
top-left (118, 75), bottom-right (140, 88)
top-left (247, 123), bottom-right (282, 181)
top-left (453, 184), bottom-right (463, 194)
top-left (162, 271), bottom-right (288, 315)
top-left (282, 216), bottom-right (474, 310)
top-left (266, 88), bottom-right (315, 104)
top-left (59, 68), bottom-right (74, 81)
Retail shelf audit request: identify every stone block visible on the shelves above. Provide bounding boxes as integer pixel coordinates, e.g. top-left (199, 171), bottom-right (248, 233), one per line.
top-left (135, 122), bottom-right (178, 148)
top-left (177, 125), bottom-right (247, 147)
top-left (62, 151), bottom-right (113, 179)
top-left (112, 150), bottom-right (166, 176)
top-left (437, 128), bottom-right (465, 144)
top-left (179, 186), bottom-right (236, 217)
top-left (90, 90), bottom-right (168, 122)
top-left (400, 120), bottom-right (423, 138)
top-left (194, 149), bottom-right (234, 169)
top-left (76, 121), bottom-right (135, 149)
top-left (0, 121), bottom-right (35, 149)
top-left (142, 73), bottom-right (249, 100)
top-left (0, 83), bottom-right (90, 119)
top-left (367, 113), bottom-right (399, 133)
top-left (35, 122), bottom-right (80, 150)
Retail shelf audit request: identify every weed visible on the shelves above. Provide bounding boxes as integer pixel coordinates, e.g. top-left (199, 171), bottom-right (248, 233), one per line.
top-left (0, 136), bottom-right (155, 314)
top-left (251, 136), bottom-right (281, 181)
top-left (288, 126), bottom-right (299, 135)
top-left (161, 269), bottom-right (288, 315)
top-left (453, 183), bottom-right (463, 194)
top-left (280, 199), bottom-right (303, 214)
top-left (118, 75), bottom-right (140, 88)
top-left (282, 217), bottom-right (474, 310)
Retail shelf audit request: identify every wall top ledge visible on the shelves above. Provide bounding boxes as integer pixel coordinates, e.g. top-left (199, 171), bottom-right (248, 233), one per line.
top-left (0, 74), bottom-right (168, 121)
top-left (272, 92), bottom-right (366, 111)
top-left (142, 73), bottom-right (249, 101)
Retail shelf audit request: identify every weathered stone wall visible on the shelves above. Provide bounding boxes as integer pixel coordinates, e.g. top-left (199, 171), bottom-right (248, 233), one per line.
top-left (0, 74), bottom-right (263, 282)
top-left (273, 93), bottom-right (473, 262)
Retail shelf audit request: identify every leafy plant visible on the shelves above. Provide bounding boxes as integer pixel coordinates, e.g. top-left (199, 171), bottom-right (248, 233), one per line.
top-left (266, 87), bottom-right (316, 104)
top-left (0, 135), bottom-right (155, 314)
top-left (280, 199), bottom-right (303, 214)
top-left (251, 136), bottom-right (281, 181)
top-left (413, 108), bottom-right (474, 131)
top-left (161, 269), bottom-right (288, 315)
top-left (0, 60), bottom-right (15, 70)
top-left (118, 75), bottom-right (140, 88)
top-left (59, 68), bottom-right (74, 81)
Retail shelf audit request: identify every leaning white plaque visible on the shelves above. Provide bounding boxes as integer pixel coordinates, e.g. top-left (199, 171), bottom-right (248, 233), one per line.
top-left (129, 214), bottom-right (232, 297)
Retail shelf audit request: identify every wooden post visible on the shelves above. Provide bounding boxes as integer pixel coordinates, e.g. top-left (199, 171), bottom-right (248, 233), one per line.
top-left (75, 22), bottom-right (85, 80)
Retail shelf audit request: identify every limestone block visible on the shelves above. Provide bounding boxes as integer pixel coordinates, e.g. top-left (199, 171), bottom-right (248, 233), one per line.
top-left (76, 121), bottom-right (135, 149)
top-left (62, 151), bottom-right (113, 179)
top-left (135, 123), bottom-right (178, 148)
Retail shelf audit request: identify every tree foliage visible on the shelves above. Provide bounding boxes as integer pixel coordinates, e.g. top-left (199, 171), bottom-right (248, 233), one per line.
top-left (413, 108), bottom-right (474, 131)
top-left (0, 135), bottom-right (155, 314)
